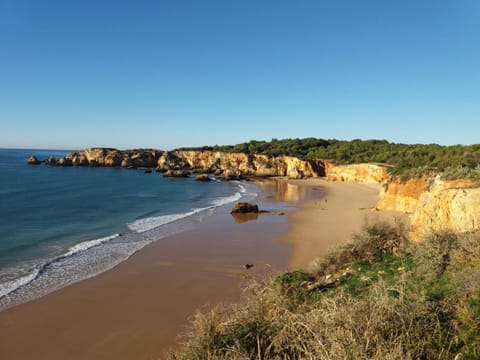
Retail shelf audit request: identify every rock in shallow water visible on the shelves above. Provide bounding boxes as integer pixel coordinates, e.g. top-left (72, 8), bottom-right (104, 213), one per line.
top-left (195, 174), bottom-right (210, 181)
top-left (231, 202), bottom-right (259, 214)
top-left (163, 170), bottom-right (190, 178)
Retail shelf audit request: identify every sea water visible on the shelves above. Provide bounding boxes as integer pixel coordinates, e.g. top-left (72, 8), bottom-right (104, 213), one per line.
top-left (0, 148), bottom-right (257, 309)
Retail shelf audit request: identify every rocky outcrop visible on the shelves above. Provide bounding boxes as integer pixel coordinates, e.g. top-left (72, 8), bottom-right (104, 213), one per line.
top-left (377, 177), bottom-right (432, 214)
top-left (27, 155), bottom-right (41, 165)
top-left (231, 202), bottom-right (259, 213)
top-left (39, 148), bottom-right (328, 179)
top-left (319, 163), bottom-right (480, 240)
top-left (378, 176), bottom-right (480, 240)
top-left (195, 174), bottom-right (210, 182)
top-left (57, 157), bottom-right (73, 166)
top-left (326, 164), bottom-right (390, 184)
top-left (163, 170), bottom-right (190, 178)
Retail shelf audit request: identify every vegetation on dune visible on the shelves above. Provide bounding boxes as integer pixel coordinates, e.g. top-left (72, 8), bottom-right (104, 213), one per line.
top-left (169, 223), bottom-right (480, 360)
top-left (177, 138), bottom-right (480, 178)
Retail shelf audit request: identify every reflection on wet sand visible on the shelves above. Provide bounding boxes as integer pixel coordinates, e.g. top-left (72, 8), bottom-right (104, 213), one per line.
top-left (231, 212), bottom-right (259, 223)
top-left (255, 178), bottom-right (325, 202)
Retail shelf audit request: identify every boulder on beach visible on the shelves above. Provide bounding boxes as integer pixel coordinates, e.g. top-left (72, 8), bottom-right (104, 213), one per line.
top-left (27, 155), bottom-right (41, 165)
top-left (163, 170), bottom-right (190, 178)
top-left (231, 202), bottom-right (259, 214)
top-left (195, 174), bottom-right (210, 182)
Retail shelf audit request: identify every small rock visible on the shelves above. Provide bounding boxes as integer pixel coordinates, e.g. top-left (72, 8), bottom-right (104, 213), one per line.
top-left (244, 264), bottom-right (254, 270)
top-left (231, 202), bottom-right (259, 214)
top-left (45, 156), bottom-right (57, 165)
top-left (27, 155), bottom-right (41, 165)
top-left (163, 170), bottom-right (190, 178)
top-left (195, 174), bottom-right (210, 181)
top-left (57, 157), bottom-right (73, 166)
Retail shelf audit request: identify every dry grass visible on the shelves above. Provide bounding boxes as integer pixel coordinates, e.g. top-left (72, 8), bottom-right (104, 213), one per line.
top-left (169, 225), bottom-right (480, 360)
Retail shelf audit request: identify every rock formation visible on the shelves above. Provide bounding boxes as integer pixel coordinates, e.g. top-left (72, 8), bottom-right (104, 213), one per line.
top-left (231, 202), bottom-right (259, 213)
top-left (377, 176), bottom-right (480, 239)
top-left (32, 147), bottom-right (480, 239)
top-left (195, 174), bottom-right (210, 181)
top-left (318, 163), bottom-right (480, 240)
top-left (39, 148), bottom-right (328, 179)
top-left (326, 163), bottom-right (389, 184)
top-left (27, 155), bottom-right (41, 165)
top-left (163, 170), bottom-right (190, 178)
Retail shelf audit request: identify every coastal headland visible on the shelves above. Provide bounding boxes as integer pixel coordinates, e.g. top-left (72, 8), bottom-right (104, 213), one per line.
top-left (0, 175), bottom-right (398, 360)
top-left (1, 147), bottom-right (478, 359)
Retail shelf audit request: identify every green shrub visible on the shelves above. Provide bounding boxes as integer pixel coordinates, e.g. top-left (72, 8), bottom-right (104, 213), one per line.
top-left (171, 227), bottom-right (480, 360)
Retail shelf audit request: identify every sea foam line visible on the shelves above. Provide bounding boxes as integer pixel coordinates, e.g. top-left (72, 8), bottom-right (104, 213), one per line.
top-left (0, 270), bottom-right (41, 299)
top-left (128, 188), bottom-right (243, 233)
top-left (64, 234), bottom-right (120, 258)
top-left (0, 233), bottom-right (120, 300)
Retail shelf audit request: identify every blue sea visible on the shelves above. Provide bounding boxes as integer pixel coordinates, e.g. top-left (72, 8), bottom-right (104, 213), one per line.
top-left (0, 148), bottom-right (257, 309)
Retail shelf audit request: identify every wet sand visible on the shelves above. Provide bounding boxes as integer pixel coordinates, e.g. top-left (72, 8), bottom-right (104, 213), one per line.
top-left (0, 178), bottom-right (404, 360)
top-left (0, 186), bottom-right (295, 360)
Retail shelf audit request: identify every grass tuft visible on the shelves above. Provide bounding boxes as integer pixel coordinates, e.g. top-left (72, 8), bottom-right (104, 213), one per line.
top-left (169, 225), bottom-right (480, 360)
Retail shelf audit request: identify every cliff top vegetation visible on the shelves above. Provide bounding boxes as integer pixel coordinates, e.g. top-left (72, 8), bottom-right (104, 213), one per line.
top-left (177, 138), bottom-right (480, 177)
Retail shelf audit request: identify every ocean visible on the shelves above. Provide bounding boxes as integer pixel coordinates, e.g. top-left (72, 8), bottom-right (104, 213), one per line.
top-left (0, 148), bottom-right (257, 309)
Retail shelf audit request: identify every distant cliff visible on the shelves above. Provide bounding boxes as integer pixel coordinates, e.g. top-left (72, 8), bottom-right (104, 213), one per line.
top-left (35, 148), bottom-right (327, 179)
top-left (33, 148), bottom-right (480, 238)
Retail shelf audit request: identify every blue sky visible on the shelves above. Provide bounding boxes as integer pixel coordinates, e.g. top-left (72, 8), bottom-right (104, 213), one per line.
top-left (0, 0), bottom-right (479, 149)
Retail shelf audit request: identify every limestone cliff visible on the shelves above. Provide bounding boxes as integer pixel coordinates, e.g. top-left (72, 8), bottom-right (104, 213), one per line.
top-left (326, 163), bottom-right (390, 184)
top-left (378, 177), bottom-right (480, 239)
top-left (319, 163), bottom-right (480, 239)
top-left (38, 148), bottom-right (480, 239)
top-left (44, 148), bottom-right (327, 179)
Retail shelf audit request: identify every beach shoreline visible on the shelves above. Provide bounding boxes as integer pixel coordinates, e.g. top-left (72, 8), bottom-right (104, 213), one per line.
top-left (0, 177), bottom-right (404, 360)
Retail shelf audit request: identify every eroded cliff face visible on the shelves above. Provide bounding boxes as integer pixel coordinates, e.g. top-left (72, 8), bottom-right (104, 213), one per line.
top-left (377, 177), bottom-right (432, 214)
top-left (320, 164), bottom-right (480, 239)
top-left (160, 151), bottom-right (325, 179)
top-left (326, 163), bottom-right (390, 184)
top-left (377, 176), bottom-right (480, 239)
top-left (48, 148), bottom-right (327, 179)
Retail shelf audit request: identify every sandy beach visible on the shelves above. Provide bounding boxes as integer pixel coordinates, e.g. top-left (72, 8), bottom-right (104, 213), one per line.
top-left (0, 178), bottom-right (404, 360)
top-left (280, 178), bottom-right (407, 270)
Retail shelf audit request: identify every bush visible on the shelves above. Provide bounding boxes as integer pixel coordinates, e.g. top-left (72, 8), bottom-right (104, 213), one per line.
top-left (170, 226), bottom-right (480, 360)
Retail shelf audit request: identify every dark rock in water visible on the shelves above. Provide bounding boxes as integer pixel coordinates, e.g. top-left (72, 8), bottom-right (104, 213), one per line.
top-left (163, 170), bottom-right (190, 178)
top-left (144, 169), bottom-right (152, 173)
top-left (27, 155), bottom-right (41, 165)
top-left (195, 174), bottom-right (210, 181)
top-left (89, 159), bottom-right (98, 167)
top-left (244, 264), bottom-right (254, 270)
top-left (44, 156), bottom-right (57, 165)
top-left (220, 170), bottom-right (243, 180)
top-left (231, 202), bottom-right (259, 214)
top-left (57, 157), bottom-right (73, 166)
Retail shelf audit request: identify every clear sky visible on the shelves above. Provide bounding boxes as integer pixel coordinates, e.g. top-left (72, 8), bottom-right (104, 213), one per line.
top-left (0, 0), bottom-right (479, 150)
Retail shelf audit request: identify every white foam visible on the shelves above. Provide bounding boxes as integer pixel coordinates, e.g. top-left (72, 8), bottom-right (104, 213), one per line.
top-left (128, 209), bottom-right (206, 233)
top-left (129, 187), bottom-right (244, 233)
top-left (211, 191), bottom-right (242, 207)
top-left (0, 269), bottom-right (40, 298)
top-left (64, 234), bottom-right (120, 257)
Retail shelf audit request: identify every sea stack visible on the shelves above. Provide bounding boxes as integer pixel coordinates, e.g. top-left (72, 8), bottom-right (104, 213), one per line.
top-left (27, 155), bottom-right (41, 165)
